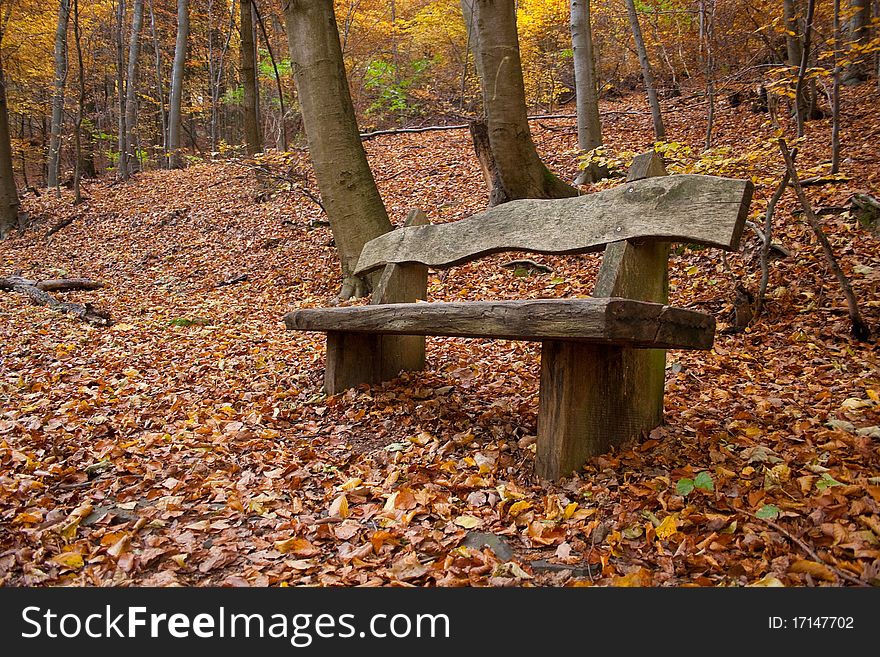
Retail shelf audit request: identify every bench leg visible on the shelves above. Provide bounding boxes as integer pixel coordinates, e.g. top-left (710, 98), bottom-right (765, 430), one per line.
top-left (324, 332), bottom-right (381, 395)
top-left (324, 332), bottom-right (426, 395)
top-left (535, 341), bottom-right (665, 480)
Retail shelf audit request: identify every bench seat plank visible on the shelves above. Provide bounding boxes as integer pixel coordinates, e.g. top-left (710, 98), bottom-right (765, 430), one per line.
top-left (285, 297), bottom-right (714, 350)
top-left (354, 174), bottom-right (753, 275)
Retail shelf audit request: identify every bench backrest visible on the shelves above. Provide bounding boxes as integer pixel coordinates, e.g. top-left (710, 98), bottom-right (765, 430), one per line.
top-left (354, 173), bottom-right (754, 276)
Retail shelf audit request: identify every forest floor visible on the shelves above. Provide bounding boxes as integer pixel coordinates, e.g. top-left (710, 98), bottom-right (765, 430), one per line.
top-left (1, 83), bottom-right (879, 587)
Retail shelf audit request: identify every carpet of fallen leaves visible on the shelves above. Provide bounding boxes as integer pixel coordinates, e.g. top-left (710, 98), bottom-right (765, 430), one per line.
top-left (1, 84), bottom-right (878, 588)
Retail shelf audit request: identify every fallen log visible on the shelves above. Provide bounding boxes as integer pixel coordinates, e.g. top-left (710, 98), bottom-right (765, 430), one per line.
top-left (0, 275), bottom-right (111, 326)
top-left (0, 276), bottom-right (105, 292)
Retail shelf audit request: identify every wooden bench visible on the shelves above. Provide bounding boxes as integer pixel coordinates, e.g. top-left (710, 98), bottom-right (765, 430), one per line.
top-left (284, 152), bottom-right (753, 479)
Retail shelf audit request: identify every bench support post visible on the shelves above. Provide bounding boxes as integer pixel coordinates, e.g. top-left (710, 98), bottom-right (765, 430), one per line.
top-left (323, 209), bottom-right (429, 395)
top-left (537, 341), bottom-right (655, 479)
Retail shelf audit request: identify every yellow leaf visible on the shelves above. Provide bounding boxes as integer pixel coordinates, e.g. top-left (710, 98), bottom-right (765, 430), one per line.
top-left (655, 515), bottom-right (678, 540)
top-left (12, 511), bottom-right (42, 525)
top-left (111, 323), bottom-right (136, 331)
top-left (790, 559), bottom-right (836, 582)
top-left (507, 500), bottom-right (532, 518)
top-left (749, 576), bottom-right (785, 587)
top-left (612, 567), bottom-right (652, 587)
top-left (328, 494), bottom-right (349, 518)
top-left (339, 477), bottom-right (362, 491)
top-left (563, 502), bottom-right (578, 520)
top-left (274, 537), bottom-right (319, 556)
top-left (454, 515), bottom-right (481, 529)
top-left (53, 552), bottom-right (84, 570)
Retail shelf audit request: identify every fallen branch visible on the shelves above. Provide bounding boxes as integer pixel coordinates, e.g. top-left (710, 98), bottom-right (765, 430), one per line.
top-left (46, 216), bottom-right (76, 237)
top-left (0, 276), bottom-right (104, 292)
top-left (2, 278), bottom-right (111, 326)
top-left (778, 140), bottom-right (870, 341)
top-left (755, 516), bottom-right (866, 586)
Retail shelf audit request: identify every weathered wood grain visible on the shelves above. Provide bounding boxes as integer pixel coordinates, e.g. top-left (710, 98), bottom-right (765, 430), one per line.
top-left (354, 174), bottom-right (753, 274)
top-left (536, 153), bottom-right (673, 478)
top-left (372, 208), bottom-right (430, 380)
top-left (285, 297), bottom-right (714, 350)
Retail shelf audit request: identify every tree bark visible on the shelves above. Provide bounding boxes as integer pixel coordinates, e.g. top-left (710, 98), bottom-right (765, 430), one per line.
top-left (240, 0), bottom-right (261, 154)
top-left (72, 0), bottom-right (85, 204)
top-left (148, 0), bottom-right (167, 165)
top-left (570, 0), bottom-right (604, 184)
top-left (167, 0), bottom-right (189, 168)
top-left (471, 0), bottom-right (578, 201)
top-left (624, 0), bottom-right (665, 141)
top-left (843, 0), bottom-right (871, 84)
top-left (0, 57), bottom-right (20, 239)
top-left (124, 0), bottom-right (145, 175)
top-left (282, 0), bottom-right (392, 297)
top-left (116, 0), bottom-right (128, 179)
top-left (47, 0), bottom-right (72, 189)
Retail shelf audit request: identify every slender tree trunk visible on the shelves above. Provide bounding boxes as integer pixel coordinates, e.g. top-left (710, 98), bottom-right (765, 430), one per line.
top-left (252, 1), bottom-right (287, 151)
top-left (240, 0), bottom-right (261, 154)
top-left (624, 0), bottom-right (665, 141)
top-left (459, 0), bottom-right (481, 110)
top-left (48, 0), bottom-right (72, 190)
top-left (793, 0), bottom-right (816, 137)
top-left (0, 57), bottom-right (19, 238)
top-left (72, 0), bottom-right (85, 204)
top-left (148, 0), bottom-right (167, 165)
top-left (843, 0), bottom-right (871, 84)
top-left (832, 0), bottom-right (841, 172)
top-left (282, 0), bottom-right (392, 298)
top-left (471, 0), bottom-right (578, 201)
top-left (167, 0), bottom-right (189, 168)
top-left (571, 0), bottom-right (604, 184)
top-left (124, 0), bottom-right (144, 175)
top-left (704, 0), bottom-right (716, 150)
top-left (116, 0), bottom-right (128, 179)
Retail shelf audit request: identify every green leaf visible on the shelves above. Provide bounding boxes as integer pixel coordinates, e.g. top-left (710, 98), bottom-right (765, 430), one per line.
top-left (675, 478), bottom-right (695, 496)
top-left (815, 473), bottom-right (843, 491)
top-left (549, 277), bottom-right (565, 285)
top-left (756, 504), bottom-right (780, 520)
top-left (694, 471), bottom-right (714, 491)
top-left (168, 318), bottom-right (193, 327)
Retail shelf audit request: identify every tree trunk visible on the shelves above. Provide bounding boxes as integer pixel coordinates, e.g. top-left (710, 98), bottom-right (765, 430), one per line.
top-left (47, 0), bottom-right (72, 190)
top-left (784, 0), bottom-right (818, 126)
top-left (148, 0), bottom-right (167, 165)
top-left (116, 0), bottom-right (128, 180)
top-left (240, 0), bottom-right (261, 154)
top-left (570, 0), bottom-right (604, 184)
top-left (459, 0), bottom-right (482, 110)
top-left (167, 0), bottom-right (189, 168)
top-left (843, 0), bottom-right (871, 84)
top-left (0, 57), bottom-right (20, 238)
top-left (832, 0), bottom-right (841, 172)
top-left (624, 0), bottom-right (665, 141)
top-left (471, 0), bottom-right (578, 201)
top-left (282, 0), bottom-right (392, 297)
top-left (72, 0), bottom-right (85, 204)
top-left (124, 0), bottom-right (144, 175)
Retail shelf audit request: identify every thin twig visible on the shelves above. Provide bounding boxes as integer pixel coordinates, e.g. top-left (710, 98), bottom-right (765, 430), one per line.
top-left (755, 516), bottom-right (866, 586)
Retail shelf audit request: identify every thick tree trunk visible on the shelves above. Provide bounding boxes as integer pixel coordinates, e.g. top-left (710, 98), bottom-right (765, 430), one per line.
top-left (624, 0), bottom-right (665, 141)
top-left (167, 0), bottom-right (189, 168)
top-left (570, 0), bottom-right (604, 184)
top-left (0, 59), bottom-right (20, 238)
top-left (282, 0), bottom-right (392, 297)
top-left (124, 0), bottom-right (144, 175)
top-left (472, 0), bottom-right (578, 201)
top-left (240, 0), bottom-right (261, 154)
top-left (48, 0), bottom-right (72, 189)
top-left (843, 0), bottom-right (871, 84)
